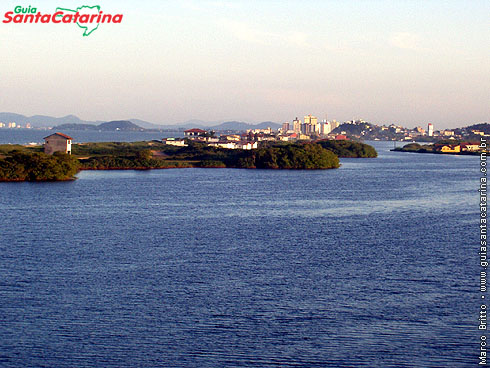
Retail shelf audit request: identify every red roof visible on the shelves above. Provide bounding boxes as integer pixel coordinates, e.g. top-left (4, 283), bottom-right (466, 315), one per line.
top-left (184, 128), bottom-right (207, 133)
top-left (43, 132), bottom-right (73, 140)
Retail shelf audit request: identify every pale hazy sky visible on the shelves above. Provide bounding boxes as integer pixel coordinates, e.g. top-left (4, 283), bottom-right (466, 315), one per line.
top-left (1, 0), bottom-right (488, 128)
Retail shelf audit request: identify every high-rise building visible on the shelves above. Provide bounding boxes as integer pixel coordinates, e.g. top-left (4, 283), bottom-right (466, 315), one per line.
top-left (293, 117), bottom-right (301, 133)
top-left (428, 123), bottom-right (434, 137)
top-left (321, 121), bottom-right (332, 135)
top-left (304, 115), bottom-right (318, 126)
top-left (282, 122), bottom-right (290, 132)
top-left (303, 115), bottom-right (319, 135)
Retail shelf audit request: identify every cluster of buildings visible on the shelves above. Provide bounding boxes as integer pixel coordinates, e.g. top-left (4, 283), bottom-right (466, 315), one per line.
top-left (372, 122), bottom-right (488, 141)
top-left (435, 142), bottom-right (482, 153)
top-left (279, 115), bottom-right (340, 137)
top-left (0, 122), bottom-right (32, 129)
top-left (279, 115), bottom-right (342, 140)
top-left (162, 117), bottom-right (348, 151)
top-left (163, 129), bottom-right (260, 150)
top-left (394, 123), bottom-right (453, 139)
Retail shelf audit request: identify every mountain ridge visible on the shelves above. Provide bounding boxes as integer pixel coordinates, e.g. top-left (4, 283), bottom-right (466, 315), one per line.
top-left (0, 112), bottom-right (280, 131)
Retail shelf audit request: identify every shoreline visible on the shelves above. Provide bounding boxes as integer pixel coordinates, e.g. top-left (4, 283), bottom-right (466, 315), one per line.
top-left (0, 163), bottom-right (348, 182)
top-left (1, 140), bottom-right (378, 181)
top-left (79, 165), bottom-right (342, 171)
top-left (391, 148), bottom-right (481, 156)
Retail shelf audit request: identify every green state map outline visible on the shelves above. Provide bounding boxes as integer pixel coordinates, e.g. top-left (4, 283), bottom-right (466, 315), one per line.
top-left (55, 5), bottom-right (101, 37)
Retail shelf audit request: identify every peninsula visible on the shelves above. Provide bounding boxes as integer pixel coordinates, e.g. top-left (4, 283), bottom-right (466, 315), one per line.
top-left (0, 139), bottom-right (377, 182)
top-left (392, 140), bottom-right (485, 155)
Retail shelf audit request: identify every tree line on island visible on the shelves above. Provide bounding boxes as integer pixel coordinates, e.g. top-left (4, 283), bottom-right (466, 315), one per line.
top-left (0, 140), bottom-right (377, 181)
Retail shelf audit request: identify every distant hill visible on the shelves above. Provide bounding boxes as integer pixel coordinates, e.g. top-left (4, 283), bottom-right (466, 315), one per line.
top-left (56, 120), bottom-right (144, 132)
top-left (332, 123), bottom-right (371, 135)
top-left (0, 113), bottom-right (97, 128)
top-left (128, 119), bottom-right (165, 130)
top-left (0, 112), bottom-right (280, 131)
top-left (98, 120), bottom-right (144, 131)
top-left (171, 119), bottom-right (214, 129)
top-left (463, 123), bottom-right (489, 134)
top-left (0, 113), bottom-right (168, 130)
top-left (54, 123), bottom-right (97, 130)
top-left (210, 121), bottom-right (281, 131)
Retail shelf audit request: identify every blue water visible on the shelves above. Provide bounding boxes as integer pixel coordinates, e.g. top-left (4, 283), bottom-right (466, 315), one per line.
top-left (0, 129), bottom-right (182, 144)
top-left (0, 142), bottom-right (480, 367)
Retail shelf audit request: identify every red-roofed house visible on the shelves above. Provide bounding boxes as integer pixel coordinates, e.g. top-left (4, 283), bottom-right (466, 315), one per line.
top-left (184, 128), bottom-right (207, 137)
top-left (43, 132), bottom-right (73, 155)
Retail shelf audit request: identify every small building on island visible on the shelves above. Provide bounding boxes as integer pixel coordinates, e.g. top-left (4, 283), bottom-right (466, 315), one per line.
top-left (435, 144), bottom-right (461, 153)
top-left (43, 132), bottom-right (73, 155)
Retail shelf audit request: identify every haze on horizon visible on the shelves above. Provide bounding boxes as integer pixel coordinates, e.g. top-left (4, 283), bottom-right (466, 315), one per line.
top-left (0, 0), bottom-right (488, 129)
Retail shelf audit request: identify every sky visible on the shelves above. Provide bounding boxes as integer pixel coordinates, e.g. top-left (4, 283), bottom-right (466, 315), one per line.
top-left (0, 0), bottom-right (489, 129)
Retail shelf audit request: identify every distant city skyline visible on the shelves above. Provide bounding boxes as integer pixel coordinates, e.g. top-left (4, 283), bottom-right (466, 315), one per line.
top-left (1, 0), bottom-right (489, 129)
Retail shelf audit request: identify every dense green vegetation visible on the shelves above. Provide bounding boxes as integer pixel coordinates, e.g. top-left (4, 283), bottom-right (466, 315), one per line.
top-left (0, 151), bottom-right (79, 181)
top-left (316, 140), bottom-right (378, 158)
top-left (393, 143), bottom-right (434, 153)
top-left (243, 143), bottom-right (339, 169)
top-left (76, 141), bottom-right (203, 169)
top-left (0, 144), bottom-right (42, 155)
top-left (80, 155), bottom-right (193, 170)
top-left (77, 141), bottom-right (340, 170)
top-left (72, 141), bottom-right (166, 156)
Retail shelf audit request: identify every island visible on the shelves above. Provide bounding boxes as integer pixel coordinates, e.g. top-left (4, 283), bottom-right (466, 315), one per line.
top-left (55, 120), bottom-right (146, 132)
top-left (0, 140), bottom-right (377, 182)
top-left (392, 140), bottom-right (483, 155)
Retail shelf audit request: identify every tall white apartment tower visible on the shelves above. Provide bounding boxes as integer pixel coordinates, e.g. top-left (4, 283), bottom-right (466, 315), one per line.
top-left (428, 123), bottom-right (434, 137)
top-left (320, 120), bottom-right (332, 135)
top-left (292, 118), bottom-right (301, 133)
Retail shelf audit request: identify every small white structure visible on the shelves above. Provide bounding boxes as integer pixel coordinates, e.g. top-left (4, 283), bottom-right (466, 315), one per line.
top-left (43, 132), bottom-right (72, 155)
top-left (208, 141), bottom-right (237, 149)
top-left (208, 141), bottom-right (258, 150)
top-left (162, 138), bottom-right (187, 147)
top-left (236, 141), bottom-right (258, 150)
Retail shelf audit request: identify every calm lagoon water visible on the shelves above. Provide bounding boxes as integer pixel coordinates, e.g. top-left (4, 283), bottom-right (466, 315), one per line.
top-left (0, 129), bottom-right (181, 144)
top-left (0, 141), bottom-right (480, 367)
